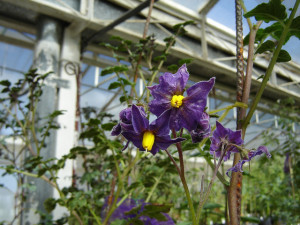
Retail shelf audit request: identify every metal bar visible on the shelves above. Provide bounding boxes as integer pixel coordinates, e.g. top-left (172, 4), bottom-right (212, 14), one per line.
top-left (81, 0), bottom-right (158, 51)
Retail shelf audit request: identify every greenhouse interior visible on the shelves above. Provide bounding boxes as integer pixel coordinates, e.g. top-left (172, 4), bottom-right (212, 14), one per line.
top-left (0, 0), bottom-right (299, 224)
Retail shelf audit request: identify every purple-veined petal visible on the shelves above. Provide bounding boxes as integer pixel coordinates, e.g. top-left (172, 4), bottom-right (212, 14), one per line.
top-left (149, 144), bottom-right (160, 155)
top-left (190, 112), bottom-right (211, 143)
top-left (148, 98), bottom-right (171, 117)
top-left (155, 135), bottom-right (185, 150)
top-left (122, 131), bottom-right (143, 150)
top-left (186, 77), bottom-right (215, 101)
top-left (111, 123), bottom-right (122, 136)
top-left (131, 104), bottom-right (149, 133)
top-left (122, 141), bottom-right (130, 151)
top-left (150, 109), bottom-right (171, 135)
top-left (226, 161), bottom-right (244, 177)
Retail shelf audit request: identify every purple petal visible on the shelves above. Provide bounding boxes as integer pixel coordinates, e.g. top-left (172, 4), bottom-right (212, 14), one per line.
top-left (122, 131), bottom-right (143, 150)
top-left (147, 64), bottom-right (189, 117)
top-left (148, 98), bottom-right (171, 117)
top-left (111, 123), bottom-right (122, 136)
top-left (155, 135), bottom-right (185, 150)
top-left (131, 104), bottom-right (149, 133)
top-left (248, 145), bottom-right (271, 160)
top-left (168, 105), bottom-right (202, 131)
top-left (122, 141), bottom-right (130, 151)
top-left (226, 161), bottom-right (244, 177)
top-left (186, 77), bottom-right (215, 105)
top-left (150, 109), bottom-right (171, 135)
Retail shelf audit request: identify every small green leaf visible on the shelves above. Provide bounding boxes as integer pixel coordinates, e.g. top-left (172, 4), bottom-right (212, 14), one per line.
top-left (244, 0), bottom-right (287, 22)
top-left (167, 64), bottom-right (179, 73)
top-left (255, 40), bottom-right (275, 54)
top-left (101, 122), bottom-right (117, 131)
top-left (241, 216), bottom-right (261, 223)
top-left (119, 96), bottom-right (126, 103)
top-left (203, 202), bottom-right (222, 210)
top-left (179, 58), bottom-right (193, 65)
top-left (257, 75), bottom-right (265, 80)
top-left (101, 65), bottom-right (128, 76)
top-left (0, 80), bottom-right (11, 86)
top-left (119, 77), bottom-right (134, 86)
top-left (154, 55), bottom-right (167, 62)
top-left (44, 198), bottom-right (57, 213)
top-left (277, 50), bottom-right (291, 62)
top-left (108, 82), bottom-right (121, 90)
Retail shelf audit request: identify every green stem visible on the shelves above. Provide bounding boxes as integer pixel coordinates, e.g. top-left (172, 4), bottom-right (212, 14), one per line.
top-left (165, 149), bottom-right (196, 225)
top-left (204, 157), bottom-right (229, 187)
top-left (196, 151), bottom-right (226, 224)
top-left (146, 168), bottom-right (166, 202)
top-left (242, 0), bottom-right (300, 133)
top-left (208, 102), bottom-right (247, 115)
top-left (103, 149), bottom-right (140, 225)
top-left (89, 206), bottom-right (102, 225)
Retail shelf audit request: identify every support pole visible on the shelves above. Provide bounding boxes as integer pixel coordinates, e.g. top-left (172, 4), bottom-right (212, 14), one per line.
top-left (52, 24), bottom-right (81, 220)
top-left (23, 15), bottom-right (62, 224)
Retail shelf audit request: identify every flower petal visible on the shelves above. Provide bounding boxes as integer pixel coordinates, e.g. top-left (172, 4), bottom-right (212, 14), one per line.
top-left (148, 98), bottom-right (171, 117)
top-left (122, 131), bottom-right (143, 150)
top-left (186, 77), bottom-right (215, 102)
top-left (131, 104), bottom-right (149, 133)
top-left (150, 109), bottom-right (172, 135)
top-left (155, 135), bottom-right (185, 150)
top-left (111, 123), bottom-right (122, 136)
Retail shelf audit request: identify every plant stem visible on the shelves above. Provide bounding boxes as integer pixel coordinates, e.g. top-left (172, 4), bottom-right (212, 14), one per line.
top-left (196, 149), bottom-right (226, 224)
top-left (146, 167), bottom-right (166, 202)
top-left (103, 149), bottom-right (140, 225)
top-left (165, 148), bottom-right (196, 225)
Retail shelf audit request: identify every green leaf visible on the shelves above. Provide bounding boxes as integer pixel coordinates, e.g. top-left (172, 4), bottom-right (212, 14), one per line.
top-left (0, 80), bottom-right (11, 86)
top-left (101, 65), bottom-right (128, 76)
top-left (101, 122), bottom-right (117, 131)
top-left (44, 198), bottom-right (57, 213)
top-left (126, 218), bottom-right (144, 225)
top-left (244, 0), bottom-right (287, 22)
top-left (277, 50), bottom-right (291, 62)
top-left (241, 216), bottom-right (261, 223)
top-left (119, 77), bottom-right (135, 86)
top-left (108, 82), bottom-right (121, 90)
top-left (167, 64), bottom-right (179, 73)
top-left (179, 58), bottom-right (193, 65)
top-left (256, 75), bottom-right (265, 80)
top-left (119, 96), bottom-right (126, 103)
top-left (244, 28), bottom-right (269, 46)
top-left (203, 202), bottom-right (222, 210)
top-left (289, 16), bottom-right (300, 40)
top-left (154, 55), bottom-right (167, 62)
top-left (182, 141), bottom-right (199, 151)
top-left (110, 219), bottom-right (126, 225)
top-left (255, 40), bottom-right (275, 54)
top-left (49, 110), bottom-right (65, 118)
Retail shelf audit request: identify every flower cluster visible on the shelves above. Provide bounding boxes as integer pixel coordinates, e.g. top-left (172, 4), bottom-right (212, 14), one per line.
top-left (112, 64), bottom-right (215, 154)
top-left (112, 64), bottom-right (271, 175)
top-left (112, 104), bottom-right (184, 155)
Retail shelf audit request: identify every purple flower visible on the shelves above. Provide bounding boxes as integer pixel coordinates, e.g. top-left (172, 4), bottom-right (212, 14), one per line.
top-left (147, 64), bottom-right (215, 131)
top-left (190, 112), bottom-right (211, 143)
top-left (210, 121), bottom-right (243, 161)
top-left (113, 104), bottom-right (184, 155)
top-left (226, 146), bottom-right (271, 176)
top-left (111, 105), bottom-right (146, 136)
top-left (102, 198), bottom-right (175, 225)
